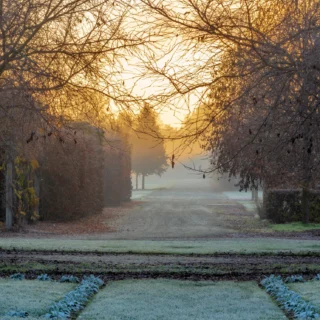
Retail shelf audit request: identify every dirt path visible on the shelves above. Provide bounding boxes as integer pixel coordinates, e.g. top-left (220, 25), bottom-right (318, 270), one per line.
top-left (4, 178), bottom-right (319, 240)
top-left (82, 179), bottom-right (257, 240)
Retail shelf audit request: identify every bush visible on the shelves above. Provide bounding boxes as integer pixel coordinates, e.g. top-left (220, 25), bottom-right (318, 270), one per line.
top-left (265, 189), bottom-right (320, 223)
top-left (59, 275), bottom-right (80, 283)
top-left (102, 135), bottom-right (132, 206)
top-left (0, 115), bottom-right (132, 224)
top-left (285, 275), bottom-right (304, 283)
top-left (261, 275), bottom-right (319, 319)
top-left (9, 273), bottom-right (25, 280)
top-left (39, 124), bottom-right (105, 221)
top-left (39, 123), bottom-right (132, 221)
top-left (37, 274), bottom-right (52, 281)
top-left (44, 275), bottom-right (104, 319)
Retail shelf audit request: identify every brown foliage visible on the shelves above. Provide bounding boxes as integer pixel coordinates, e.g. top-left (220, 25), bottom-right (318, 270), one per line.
top-left (39, 123), bottom-right (132, 221)
top-left (39, 124), bottom-right (104, 221)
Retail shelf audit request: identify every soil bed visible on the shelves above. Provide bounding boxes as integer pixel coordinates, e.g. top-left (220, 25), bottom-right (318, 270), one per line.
top-left (1, 251), bottom-right (320, 282)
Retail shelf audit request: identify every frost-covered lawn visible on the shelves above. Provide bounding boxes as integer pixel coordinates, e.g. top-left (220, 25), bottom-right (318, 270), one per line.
top-left (0, 279), bottom-right (75, 318)
top-left (1, 238), bottom-right (320, 254)
top-left (271, 222), bottom-right (320, 232)
top-left (288, 281), bottom-right (320, 307)
top-left (78, 280), bottom-right (285, 320)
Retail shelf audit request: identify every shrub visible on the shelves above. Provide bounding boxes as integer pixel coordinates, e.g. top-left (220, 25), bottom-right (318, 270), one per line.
top-left (59, 275), bottom-right (80, 283)
top-left (264, 190), bottom-right (301, 223)
top-left (314, 274), bottom-right (320, 281)
top-left (102, 138), bottom-right (132, 206)
top-left (44, 275), bottom-right (104, 319)
top-left (0, 116), bottom-right (132, 224)
top-left (265, 189), bottom-right (320, 223)
top-left (39, 123), bottom-right (132, 221)
top-left (39, 124), bottom-right (104, 221)
top-left (37, 274), bottom-right (52, 281)
top-left (9, 273), bottom-right (25, 280)
top-left (285, 275), bottom-right (304, 283)
top-left (261, 275), bottom-right (319, 319)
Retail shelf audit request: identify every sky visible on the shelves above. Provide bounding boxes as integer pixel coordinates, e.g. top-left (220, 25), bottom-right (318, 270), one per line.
top-left (112, 4), bottom-right (209, 128)
top-left (119, 52), bottom-right (202, 128)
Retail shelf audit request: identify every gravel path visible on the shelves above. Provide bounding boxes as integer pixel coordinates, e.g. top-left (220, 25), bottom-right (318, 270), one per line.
top-left (85, 179), bottom-right (250, 240)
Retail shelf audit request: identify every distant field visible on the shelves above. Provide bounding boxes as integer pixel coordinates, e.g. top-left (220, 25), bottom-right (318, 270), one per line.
top-left (1, 238), bottom-right (320, 255)
top-left (271, 222), bottom-right (320, 232)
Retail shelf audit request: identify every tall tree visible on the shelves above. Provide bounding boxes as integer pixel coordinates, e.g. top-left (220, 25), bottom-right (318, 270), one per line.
top-left (0, 0), bottom-right (148, 141)
top-left (136, 0), bottom-right (320, 222)
top-left (131, 105), bottom-right (168, 189)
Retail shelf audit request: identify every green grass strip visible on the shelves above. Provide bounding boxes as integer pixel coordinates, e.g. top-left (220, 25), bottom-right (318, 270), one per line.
top-left (2, 238), bottom-right (320, 255)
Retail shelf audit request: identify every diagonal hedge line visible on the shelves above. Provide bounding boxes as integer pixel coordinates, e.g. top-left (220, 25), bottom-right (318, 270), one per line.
top-left (44, 275), bottom-right (104, 319)
top-left (261, 275), bottom-right (320, 319)
top-left (4, 274), bottom-right (104, 319)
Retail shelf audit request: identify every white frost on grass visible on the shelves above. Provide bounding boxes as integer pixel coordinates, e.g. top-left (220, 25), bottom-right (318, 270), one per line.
top-left (288, 281), bottom-right (320, 308)
top-left (1, 238), bottom-right (320, 254)
top-left (78, 280), bottom-right (285, 320)
top-left (0, 279), bottom-right (76, 318)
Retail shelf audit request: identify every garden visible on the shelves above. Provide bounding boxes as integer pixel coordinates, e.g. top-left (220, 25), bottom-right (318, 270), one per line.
top-left (2, 273), bottom-right (320, 319)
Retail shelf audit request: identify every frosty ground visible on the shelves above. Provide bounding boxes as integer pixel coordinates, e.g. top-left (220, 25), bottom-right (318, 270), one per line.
top-left (1, 179), bottom-right (320, 319)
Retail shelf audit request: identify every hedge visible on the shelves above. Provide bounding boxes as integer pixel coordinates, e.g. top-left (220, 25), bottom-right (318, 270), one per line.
top-left (261, 275), bottom-right (319, 319)
top-left (264, 189), bottom-right (320, 223)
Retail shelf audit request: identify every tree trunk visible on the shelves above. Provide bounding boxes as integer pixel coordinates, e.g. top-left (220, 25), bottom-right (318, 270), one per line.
top-left (251, 185), bottom-right (258, 203)
top-left (302, 187), bottom-right (310, 224)
top-left (142, 174), bottom-right (145, 190)
top-left (5, 162), bottom-right (13, 230)
top-left (300, 87), bottom-right (312, 224)
top-left (135, 173), bottom-right (139, 190)
top-left (301, 142), bottom-right (312, 224)
top-left (34, 174), bottom-right (40, 220)
top-left (261, 182), bottom-right (268, 219)
top-left (254, 187), bottom-right (259, 204)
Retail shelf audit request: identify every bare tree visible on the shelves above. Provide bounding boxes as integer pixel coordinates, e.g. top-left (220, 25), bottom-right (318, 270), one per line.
top-left (0, 0), bottom-right (151, 229)
top-left (135, 0), bottom-right (320, 222)
top-left (0, 0), bottom-right (148, 133)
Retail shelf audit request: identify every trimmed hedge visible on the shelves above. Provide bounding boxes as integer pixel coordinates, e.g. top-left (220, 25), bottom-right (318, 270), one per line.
top-left (261, 275), bottom-right (319, 319)
top-left (264, 189), bottom-right (320, 223)
top-left (9, 273), bottom-right (25, 281)
top-left (4, 273), bottom-right (103, 319)
top-left (44, 275), bottom-right (104, 319)
top-left (39, 124), bottom-right (132, 221)
top-left (37, 274), bottom-right (53, 281)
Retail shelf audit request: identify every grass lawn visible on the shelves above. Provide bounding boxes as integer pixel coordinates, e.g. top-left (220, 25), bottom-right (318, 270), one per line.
top-left (78, 280), bottom-right (285, 320)
top-left (271, 222), bottom-right (320, 232)
top-left (1, 238), bottom-right (320, 255)
top-left (0, 278), bottom-right (76, 318)
top-left (287, 281), bottom-right (320, 307)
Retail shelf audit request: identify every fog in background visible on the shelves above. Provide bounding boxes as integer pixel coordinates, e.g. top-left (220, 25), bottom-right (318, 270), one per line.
top-left (133, 154), bottom-right (241, 193)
